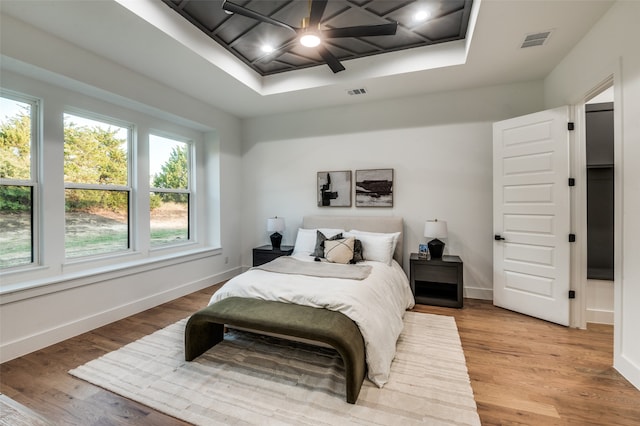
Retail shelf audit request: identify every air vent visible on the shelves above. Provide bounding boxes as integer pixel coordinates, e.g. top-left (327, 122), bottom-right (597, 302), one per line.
top-left (521, 30), bottom-right (552, 48)
top-left (347, 88), bottom-right (367, 96)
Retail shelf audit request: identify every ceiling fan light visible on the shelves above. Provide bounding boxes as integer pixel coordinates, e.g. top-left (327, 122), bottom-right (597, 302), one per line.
top-left (300, 33), bottom-right (321, 47)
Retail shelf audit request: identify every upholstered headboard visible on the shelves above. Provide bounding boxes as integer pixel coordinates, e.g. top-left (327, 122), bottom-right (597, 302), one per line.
top-left (302, 215), bottom-right (404, 265)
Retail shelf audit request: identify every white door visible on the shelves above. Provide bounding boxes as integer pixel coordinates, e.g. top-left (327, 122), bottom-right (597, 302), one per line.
top-left (493, 107), bottom-right (571, 326)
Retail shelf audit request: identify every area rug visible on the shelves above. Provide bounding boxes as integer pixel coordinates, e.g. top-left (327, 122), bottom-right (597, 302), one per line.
top-left (0, 394), bottom-right (51, 426)
top-left (69, 311), bottom-right (480, 425)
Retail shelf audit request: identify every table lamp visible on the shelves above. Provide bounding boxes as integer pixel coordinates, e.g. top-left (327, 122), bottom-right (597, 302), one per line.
top-left (424, 219), bottom-right (448, 259)
top-left (267, 217), bottom-right (285, 250)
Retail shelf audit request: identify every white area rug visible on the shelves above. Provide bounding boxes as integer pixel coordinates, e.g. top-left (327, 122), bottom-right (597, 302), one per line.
top-left (69, 311), bottom-right (480, 425)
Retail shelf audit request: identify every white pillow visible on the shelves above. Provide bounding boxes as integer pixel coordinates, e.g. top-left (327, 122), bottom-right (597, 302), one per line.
top-left (292, 228), bottom-right (344, 255)
top-left (348, 229), bottom-right (400, 264)
top-left (318, 228), bottom-right (344, 238)
top-left (344, 231), bottom-right (396, 265)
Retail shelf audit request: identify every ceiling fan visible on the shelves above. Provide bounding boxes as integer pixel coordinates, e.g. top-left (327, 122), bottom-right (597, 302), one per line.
top-left (222, 0), bottom-right (398, 73)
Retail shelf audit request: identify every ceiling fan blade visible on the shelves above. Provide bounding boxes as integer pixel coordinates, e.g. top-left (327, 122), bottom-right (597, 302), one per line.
top-left (324, 22), bottom-right (398, 38)
top-left (317, 45), bottom-right (345, 73)
top-left (308, 0), bottom-right (328, 27)
top-left (222, 0), bottom-right (296, 33)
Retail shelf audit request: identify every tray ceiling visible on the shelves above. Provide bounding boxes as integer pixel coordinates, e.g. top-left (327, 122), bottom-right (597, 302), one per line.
top-left (161, 0), bottom-right (473, 75)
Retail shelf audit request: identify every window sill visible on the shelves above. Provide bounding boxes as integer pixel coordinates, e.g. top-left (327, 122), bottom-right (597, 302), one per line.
top-left (0, 246), bottom-right (222, 304)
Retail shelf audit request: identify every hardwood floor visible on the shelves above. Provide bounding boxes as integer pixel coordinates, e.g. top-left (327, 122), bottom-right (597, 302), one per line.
top-left (1, 285), bottom-right (638, 425)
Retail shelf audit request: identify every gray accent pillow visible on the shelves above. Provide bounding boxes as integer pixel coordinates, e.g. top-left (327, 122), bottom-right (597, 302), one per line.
top-left (311, 230), bottom-right (343, 258)
top-left (351, 239), bottom-right (364, 264)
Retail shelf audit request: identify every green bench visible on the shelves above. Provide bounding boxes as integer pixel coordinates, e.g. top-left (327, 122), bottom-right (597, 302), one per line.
top-left (184, 297), bottom-right (366, 404)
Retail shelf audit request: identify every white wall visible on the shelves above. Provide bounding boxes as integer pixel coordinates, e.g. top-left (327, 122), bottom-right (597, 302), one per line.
top-left (545, 0), bottom-right (640, 389)
top-left (241, 81), bottom-right (545, 300)
top-left (0, 15), bottom-right (244, 362)
top-left (586, 280), bottom-right (615, 324)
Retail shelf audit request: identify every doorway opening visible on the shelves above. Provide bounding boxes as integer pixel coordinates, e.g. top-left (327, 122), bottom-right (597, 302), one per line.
top-left (584, 84), bottom-right (614, 326)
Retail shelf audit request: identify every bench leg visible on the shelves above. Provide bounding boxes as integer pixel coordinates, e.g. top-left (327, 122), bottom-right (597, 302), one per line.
top-left (341, 351), bottom-right (366, 404)
top-left (184, 315), bottom-right (224, 361)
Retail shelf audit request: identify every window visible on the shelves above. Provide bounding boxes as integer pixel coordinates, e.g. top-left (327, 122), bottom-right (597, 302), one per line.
top-left (63, 112), bottom-right (131, 258)
top-left (0, 93), bottom-right (37, 269)
top-left (149, 134), bottom-right (191, 247)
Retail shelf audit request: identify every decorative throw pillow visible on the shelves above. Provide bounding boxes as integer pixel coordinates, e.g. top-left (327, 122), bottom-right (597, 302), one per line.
top-left (324, 237), bottom-right (355, 264)
top-left (311, 230), bottom-right (343, 258)
top-left (293, 228), bottom-right (344, 255)
top-left (350, 239), bottom-right (364, 263)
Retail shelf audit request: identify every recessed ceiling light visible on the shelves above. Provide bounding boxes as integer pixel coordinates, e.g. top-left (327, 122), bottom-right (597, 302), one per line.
top-left (261, 44), bottom-right (275, 53)
top-left (413, 10), bottom-right (431, 22)
top-left (300, 33), bottom-right (321, 47)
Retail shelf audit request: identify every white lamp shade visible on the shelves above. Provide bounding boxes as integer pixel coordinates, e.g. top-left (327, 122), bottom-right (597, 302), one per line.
top-left (267, 217), bottom-right (285, 232)
top-left (424, 220), bottom-right (448, 239)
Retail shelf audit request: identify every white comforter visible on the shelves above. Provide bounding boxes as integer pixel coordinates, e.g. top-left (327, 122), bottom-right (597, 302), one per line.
top-left (208, 253), bottom-right (415, 387)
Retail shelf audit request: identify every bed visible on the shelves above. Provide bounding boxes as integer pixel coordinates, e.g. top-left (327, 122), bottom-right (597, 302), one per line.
top-left (185, 215), bottom-right (415, 402)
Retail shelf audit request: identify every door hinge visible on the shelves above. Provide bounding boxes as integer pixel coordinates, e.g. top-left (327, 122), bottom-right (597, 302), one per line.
top-left (568, 122), bottom-right (575, 131)
top-left (569, 290), bottom-right (576, 299)
top-left (568, 178), bottom-right (575, 187)
top-left (569, 233), bottom-right (576, 242)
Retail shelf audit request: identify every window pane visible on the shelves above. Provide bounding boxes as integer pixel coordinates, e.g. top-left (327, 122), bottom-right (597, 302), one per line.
top-left (150, 192), bottom-right (189, 246)
top-left (0, 185), bottom-right (32, 268)
top-left (1, 97), bottom-right (31, 180)
top-left (64, 113), bottom-right (128, 185)
top-left (149, 135), bottom-right (188, 189)
top-left (65, 189), bottom-right (129, 258)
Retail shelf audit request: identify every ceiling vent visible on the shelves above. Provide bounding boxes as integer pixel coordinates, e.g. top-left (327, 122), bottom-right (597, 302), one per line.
top-left (521, 30), bottom-right (552, 48)
top-left (347, 88), bottom-right (367, 96)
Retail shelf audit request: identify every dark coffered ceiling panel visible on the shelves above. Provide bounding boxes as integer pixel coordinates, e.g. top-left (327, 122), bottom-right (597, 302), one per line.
top-left (162, 0), bottom-right (473, 75)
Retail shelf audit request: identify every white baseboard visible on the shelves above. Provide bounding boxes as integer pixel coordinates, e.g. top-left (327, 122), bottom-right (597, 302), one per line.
top-left (615, 354), bottom-right (640, 391)
top-left (0, 267), bottom-right (241, 363)
top-left (586, 308), bottom-right (614, 325)
top-left (464, 286), bottom-right (492, 301)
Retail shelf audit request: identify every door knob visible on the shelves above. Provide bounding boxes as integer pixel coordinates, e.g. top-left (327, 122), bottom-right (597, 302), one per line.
top-left (494, 234), bottom-right (505, 241)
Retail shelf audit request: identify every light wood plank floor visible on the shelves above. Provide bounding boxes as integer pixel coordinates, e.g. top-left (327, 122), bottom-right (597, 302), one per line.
top-left (1, 284), bottom-right (638, 425)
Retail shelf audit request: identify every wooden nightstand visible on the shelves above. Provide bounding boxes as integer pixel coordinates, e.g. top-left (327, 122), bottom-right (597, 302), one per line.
top-left (252, 245), bottom-right (294, 267)
top-left (409, 253), bottom-right (463, 308)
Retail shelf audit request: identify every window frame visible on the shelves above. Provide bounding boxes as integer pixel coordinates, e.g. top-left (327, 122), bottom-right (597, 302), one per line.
top-left (0, 81), bottom-right (218, 294)
top-left (0, 90), bottom-right (40, 270)
top-left (62, 109), bottom-right (134, 260)
top-left (148, 132), bottom-right (194, 248)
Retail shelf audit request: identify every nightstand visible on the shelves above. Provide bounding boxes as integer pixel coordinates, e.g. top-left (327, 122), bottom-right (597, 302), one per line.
top-left (409, 253), bottom-right (463, 308)
top-left (252, 245), bottom-right (294, 267)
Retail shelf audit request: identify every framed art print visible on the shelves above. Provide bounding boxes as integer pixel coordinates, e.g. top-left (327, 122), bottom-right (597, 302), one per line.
top-left (355, 168), bottom-right (393, 207)
top-left (317, 170), bottom-right (352, 207)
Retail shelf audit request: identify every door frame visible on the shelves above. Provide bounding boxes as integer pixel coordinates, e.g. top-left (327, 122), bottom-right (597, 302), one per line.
top-left (571, 68), bottom-right (622, 337)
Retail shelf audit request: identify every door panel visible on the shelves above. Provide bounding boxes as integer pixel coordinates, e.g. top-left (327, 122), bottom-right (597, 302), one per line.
top-left (493, 107), bottom-right (571, 326)
top-left (504, 243), bottom-right (554, 266)
top-left (504, 184), bottom-right (553, 204)
top-left (504, 271), bottom-right (553, 296)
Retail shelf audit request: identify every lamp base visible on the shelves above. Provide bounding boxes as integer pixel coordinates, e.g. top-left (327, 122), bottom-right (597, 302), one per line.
top-left (427, 238), bottom-right (445, 259)
top-left (270, 232), bottom-right (282, 250)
